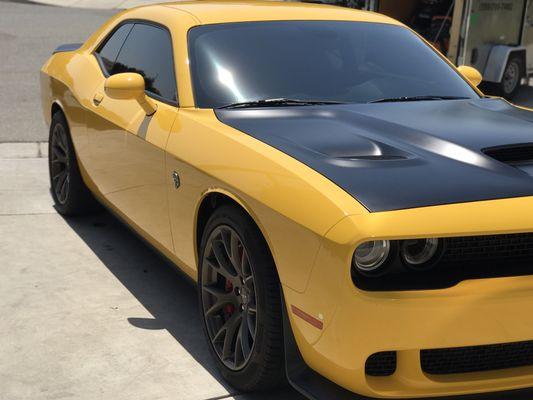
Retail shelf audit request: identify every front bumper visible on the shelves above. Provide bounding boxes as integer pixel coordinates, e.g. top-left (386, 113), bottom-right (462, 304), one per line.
top-left (282, 196), bottom-right (533, 398)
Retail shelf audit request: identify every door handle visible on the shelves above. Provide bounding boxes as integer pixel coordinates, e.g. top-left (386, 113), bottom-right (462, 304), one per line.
top-left (93, 93), bottom-right (104, 106)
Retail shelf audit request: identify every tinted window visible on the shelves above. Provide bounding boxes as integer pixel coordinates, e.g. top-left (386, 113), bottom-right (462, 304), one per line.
top-left (97, 23), bottom-right (133, 74)
top-left (112, 23), bottom-right (177, 103)
top-left (188, 21), bottom-right (478, 108)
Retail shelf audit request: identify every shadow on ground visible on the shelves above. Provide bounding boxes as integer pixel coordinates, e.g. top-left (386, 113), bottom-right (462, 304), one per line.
top-left (60, 209), bottom-right (533, 400)
top-left (62, 209), bottom-right (304, 400)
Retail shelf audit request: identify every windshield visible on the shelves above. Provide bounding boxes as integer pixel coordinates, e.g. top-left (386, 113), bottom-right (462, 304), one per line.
top-left (188, 21), bottom-right (479, 108)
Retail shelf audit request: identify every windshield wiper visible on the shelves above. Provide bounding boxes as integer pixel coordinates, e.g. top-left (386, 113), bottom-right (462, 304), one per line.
top-left (368, 95), bottom-right (470, 104)
top-left (218, 98), bottom-right (345, 109)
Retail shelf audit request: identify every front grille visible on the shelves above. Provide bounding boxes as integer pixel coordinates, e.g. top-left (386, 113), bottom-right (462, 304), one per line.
top-left (421, 341), bottom-right (533, 375)
top-left (365, 351), bottom-right (397, 376)
top-left (484, 144), bottom-right (533, 165)
top-left (442, 233), bottom-right (533, 263)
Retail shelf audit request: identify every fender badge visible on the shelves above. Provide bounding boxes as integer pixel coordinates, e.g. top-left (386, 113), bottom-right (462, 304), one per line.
top-left (172, 171), bottom-right (180, 189)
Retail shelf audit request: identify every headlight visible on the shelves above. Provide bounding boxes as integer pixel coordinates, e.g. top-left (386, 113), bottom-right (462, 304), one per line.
top-left (400, 238), bottom-right (440, 269)
top-left (353, 240), bottom-right (391, 275)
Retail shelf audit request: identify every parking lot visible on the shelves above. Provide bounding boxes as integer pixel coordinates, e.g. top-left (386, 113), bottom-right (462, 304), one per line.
top-left (0, 0), bottom-right (532, 399)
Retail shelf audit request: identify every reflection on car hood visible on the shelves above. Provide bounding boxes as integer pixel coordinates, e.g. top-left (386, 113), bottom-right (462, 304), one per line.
top-left (216, 98), bottom-right (533, 212)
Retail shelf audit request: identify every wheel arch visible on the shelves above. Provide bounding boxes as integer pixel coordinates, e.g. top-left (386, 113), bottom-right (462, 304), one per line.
top-left (51, 101), bottom-right (64, 118)
top-left (49, 100), bottom-right (77, 142)
top-left (194, 189), bottom-right (277, 275)
top-left (50, 100), bottom-right (69, 127)
top-left (483, 45), bottom-right (526, 83)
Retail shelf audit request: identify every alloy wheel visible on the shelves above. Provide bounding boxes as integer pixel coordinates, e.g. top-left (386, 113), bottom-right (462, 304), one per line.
top-left (201, 225), bottom-right (258, 371)
top-left (50, 123), bottom-right (70, 204)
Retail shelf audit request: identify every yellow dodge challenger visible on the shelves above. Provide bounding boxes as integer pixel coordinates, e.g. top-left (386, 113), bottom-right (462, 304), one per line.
top-left (40, 1), bottom-right (533, 398)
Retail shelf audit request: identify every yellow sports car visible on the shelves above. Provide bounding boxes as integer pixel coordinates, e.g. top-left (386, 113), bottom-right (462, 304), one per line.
top-left (40, 1), bottom-right (533, 398)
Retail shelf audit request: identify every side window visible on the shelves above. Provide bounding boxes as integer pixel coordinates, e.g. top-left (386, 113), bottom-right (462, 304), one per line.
top-left (111, 23), bottom-right (177, 103)
top-left (96, 23), bottom-right (134, 74)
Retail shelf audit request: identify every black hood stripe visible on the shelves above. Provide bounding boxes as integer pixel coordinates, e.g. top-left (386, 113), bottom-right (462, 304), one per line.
top-left (216, 99), bottom-right (533, 212)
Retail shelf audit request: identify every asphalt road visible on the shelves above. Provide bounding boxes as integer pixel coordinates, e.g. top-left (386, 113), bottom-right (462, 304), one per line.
top-left (0, 1), bottom-right (115, 142)
top-left (0, 0), bottom-right (532, 143)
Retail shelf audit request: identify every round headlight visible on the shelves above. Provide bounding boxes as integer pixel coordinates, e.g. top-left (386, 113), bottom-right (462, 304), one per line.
top-left (401, 238), bottom-right (440, 268)
top-left (353, 240), bottom-right (391, 275)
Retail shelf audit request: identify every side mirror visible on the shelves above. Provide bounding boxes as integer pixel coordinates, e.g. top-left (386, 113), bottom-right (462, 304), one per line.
top-left (457, 65), bottom-right (483, 87)
top-left (104, 73), bottom-right (157, 115)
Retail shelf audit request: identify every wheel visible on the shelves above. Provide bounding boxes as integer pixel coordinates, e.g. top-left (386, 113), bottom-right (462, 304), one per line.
top-left (496, 56), bottom-right (524, 99)
top-left (198, 205), bottom-right (285, 392)
top-left (48, 110), bottom-right (99, 216)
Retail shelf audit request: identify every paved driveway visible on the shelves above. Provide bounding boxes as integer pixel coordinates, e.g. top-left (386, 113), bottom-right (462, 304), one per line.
top-left (0, 1), bottom-right (532, 399)
top-left (0, 143), bottom-right (305, 400)
top-left (515, 82), bottom-right (533, 108)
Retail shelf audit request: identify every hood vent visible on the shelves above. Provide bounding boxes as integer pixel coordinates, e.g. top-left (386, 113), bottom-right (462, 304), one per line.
top-left (483, 144), bottom-right (533, 166)
top-left (338, 155), bottom-right (407, 161)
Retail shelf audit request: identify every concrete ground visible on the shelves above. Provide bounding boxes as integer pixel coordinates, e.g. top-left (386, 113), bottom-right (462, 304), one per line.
top-left (514, 82), bottom-right (533, 108)
top-left (0, 1), bottom-right (115, 142)
top-left (0, 3), bottom-right (291, 399)
top-left (0, 143), bottom-right (304, 400)
top-left (0, 1), bottom-right (532, 399)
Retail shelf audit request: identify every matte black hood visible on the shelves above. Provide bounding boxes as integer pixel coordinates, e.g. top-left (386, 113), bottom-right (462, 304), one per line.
top-left (216, 98), bottom-right (533, 212)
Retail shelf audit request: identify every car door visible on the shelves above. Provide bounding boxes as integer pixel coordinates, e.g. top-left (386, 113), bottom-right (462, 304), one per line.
top-left (86, 22), bottom-right (178, 254)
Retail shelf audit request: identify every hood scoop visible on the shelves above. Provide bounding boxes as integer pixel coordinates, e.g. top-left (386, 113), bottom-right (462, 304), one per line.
top-left (483, 144), bottom-right (533, 166)
top-left (331, 142), bottom-right (411, 163)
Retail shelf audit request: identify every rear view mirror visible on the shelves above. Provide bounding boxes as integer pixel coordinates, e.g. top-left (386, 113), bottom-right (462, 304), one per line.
top-left (457, 66), bottom-right (483, 87)
top-left (104, 72), bottom-right (157, 115)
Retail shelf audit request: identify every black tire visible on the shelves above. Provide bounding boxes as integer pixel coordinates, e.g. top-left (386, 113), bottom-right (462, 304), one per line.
top-left (48, 110), bottom-right (99, 216)
top-left (490, 56), bottom-right (524, 99)
top-left (198, 205), bottom-right (285, 392)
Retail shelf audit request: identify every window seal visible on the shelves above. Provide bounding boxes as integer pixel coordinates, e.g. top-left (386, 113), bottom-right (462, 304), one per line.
top-left (93, 18), bottom-right (179, 107)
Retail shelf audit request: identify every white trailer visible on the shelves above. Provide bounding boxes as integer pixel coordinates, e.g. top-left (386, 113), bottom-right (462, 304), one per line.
top-left (314, 0), bottom-right (533, 98)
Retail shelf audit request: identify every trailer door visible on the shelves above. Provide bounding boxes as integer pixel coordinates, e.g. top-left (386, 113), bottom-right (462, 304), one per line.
top-left (461, 0), bottom-right (525, 71)
top-left (525, 0), bottom-right (533, 74)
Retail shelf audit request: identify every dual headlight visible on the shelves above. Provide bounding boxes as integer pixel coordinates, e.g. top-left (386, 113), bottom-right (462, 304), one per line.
top-left (353, 238), bottom-right (441, 277)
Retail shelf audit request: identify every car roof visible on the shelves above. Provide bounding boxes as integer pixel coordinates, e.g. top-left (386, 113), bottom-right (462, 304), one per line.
top-left (155, 0), bottom-right (401, 25)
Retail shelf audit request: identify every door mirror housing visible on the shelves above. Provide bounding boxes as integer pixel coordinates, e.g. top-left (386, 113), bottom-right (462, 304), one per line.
top-left (457, 65), bottom-right (483, 87)
top-left (104, 73), bottom-right (157, 115)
